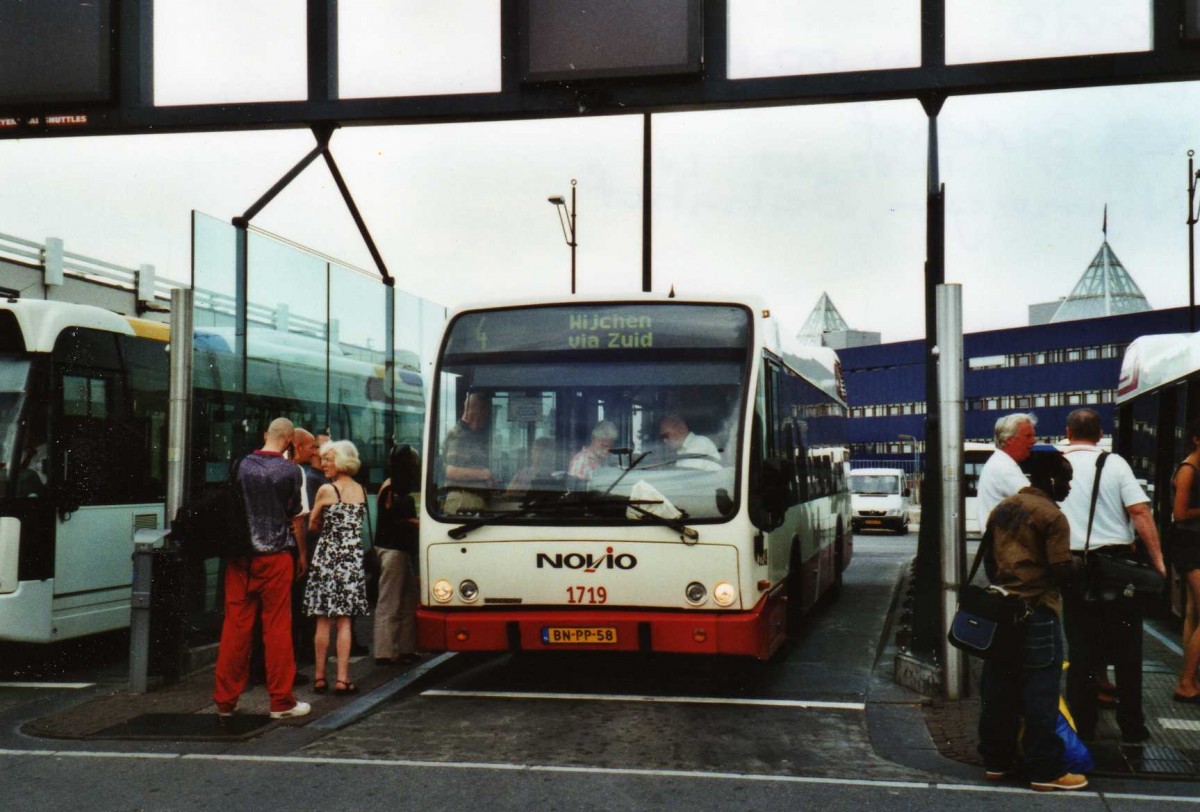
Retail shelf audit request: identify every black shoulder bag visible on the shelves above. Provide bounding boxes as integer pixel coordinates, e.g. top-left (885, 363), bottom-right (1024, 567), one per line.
top-left (948, 526), bottom-right (1033, 660)
top-left (171, 457), bottom-right (256, 561)
top-left (1082, 451), bottom-right (1164, 601)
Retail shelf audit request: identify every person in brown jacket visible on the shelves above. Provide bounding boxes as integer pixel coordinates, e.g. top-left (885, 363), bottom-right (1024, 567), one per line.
top-left (977, 447), bottom-right (1085, 792)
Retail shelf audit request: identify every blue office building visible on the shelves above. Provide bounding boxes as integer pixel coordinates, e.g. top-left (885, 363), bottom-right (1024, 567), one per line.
top-left (826, 234), bottom-right (1191, 464)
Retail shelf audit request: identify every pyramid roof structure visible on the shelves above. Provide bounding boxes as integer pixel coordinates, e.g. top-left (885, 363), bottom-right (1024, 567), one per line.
top-left (1050, 239), bottom-right (1150, 323)
top-left (796, 292), bottom-right (850, 345)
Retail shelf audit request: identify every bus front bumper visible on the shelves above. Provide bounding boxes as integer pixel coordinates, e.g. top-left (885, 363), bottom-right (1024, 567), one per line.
top-left (417, 591), bottom-right (786, 660)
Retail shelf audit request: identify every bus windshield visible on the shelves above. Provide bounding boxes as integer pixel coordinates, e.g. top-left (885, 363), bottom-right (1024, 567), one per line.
top-left (0, 357), bottom-right (35, 499)
top-left (428, 303), bottom-right (752, 524)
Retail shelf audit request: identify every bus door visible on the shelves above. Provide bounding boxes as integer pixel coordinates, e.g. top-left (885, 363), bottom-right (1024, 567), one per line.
top-left (51, 329), bottom-right (166, 636)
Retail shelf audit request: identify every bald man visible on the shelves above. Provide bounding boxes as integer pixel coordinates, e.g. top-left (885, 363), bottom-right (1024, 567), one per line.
top-left (213, 417), bottom-right (310, 721)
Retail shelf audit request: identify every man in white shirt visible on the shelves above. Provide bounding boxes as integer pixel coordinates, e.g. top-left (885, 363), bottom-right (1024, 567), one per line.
top-left (1058, 408), bottom-right (1166, 744)
top-left (975, 413), bottom-right (1037, 530)
top-left (659, 414), bottom-right (721, 471)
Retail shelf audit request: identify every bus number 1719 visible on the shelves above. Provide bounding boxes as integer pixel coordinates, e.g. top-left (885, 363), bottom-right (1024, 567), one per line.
top-left (566, 586), bottom-right (607, 604)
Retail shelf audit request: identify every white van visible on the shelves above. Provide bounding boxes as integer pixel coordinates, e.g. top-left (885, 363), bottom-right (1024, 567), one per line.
top-left (848, 467), bottom-right (911, 535)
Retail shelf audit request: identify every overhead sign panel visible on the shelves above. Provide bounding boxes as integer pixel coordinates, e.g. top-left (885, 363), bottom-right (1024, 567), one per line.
top-left (522, 0), bottom-right (703, 83)
top-left (0, 0), bottom-right (112, 107)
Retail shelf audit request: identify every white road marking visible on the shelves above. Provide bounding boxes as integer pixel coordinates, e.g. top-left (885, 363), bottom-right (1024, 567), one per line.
top-left (420, 688), bottom-right (866, 711)
top-left (0, 682), bottom-right (94, 690)
top-left (937, 782), bottom-right (1096, 797)
top-left (1159, 718), bottom-right (1200, 732)
top-left (0, 749), bottom-right (1196, 800)
top-left (1145, 621), bottom-right (1185, 656)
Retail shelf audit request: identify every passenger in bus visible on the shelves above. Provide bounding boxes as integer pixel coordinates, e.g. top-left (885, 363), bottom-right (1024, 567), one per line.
top-left (213, 417), bottom-right (310, 721)
top-left (373, 444), bottom-right (421, 665)
top-left (658, 414), bottom-right (721, 471)
top-left (444, 392), bottom-right (493, 514)
top-left (506, 436), bottom-right (558, 498)
top-left (1059, 408), bottom-right (1166, 744)
top-left (305, 440), bottom-right (370, 696)
top-left (1171, 418), bottom-right (1200, 704)
top-left (977, 447), bottom-right (1084, 792)
top-left (975, 413), bottom-right (1038, 529)
top-left (568, 421), bottom-right (618, 481)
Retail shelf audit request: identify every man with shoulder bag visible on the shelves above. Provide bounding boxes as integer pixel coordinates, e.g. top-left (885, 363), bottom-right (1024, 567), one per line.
top-left (977, 446), bottom-right (1085, 792)
top-left (1059, 408), bottom-right (1166, 744)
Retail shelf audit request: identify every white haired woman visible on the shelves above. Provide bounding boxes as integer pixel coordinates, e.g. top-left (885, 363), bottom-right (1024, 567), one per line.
top-left (304, 439), bottom-right (369, 695)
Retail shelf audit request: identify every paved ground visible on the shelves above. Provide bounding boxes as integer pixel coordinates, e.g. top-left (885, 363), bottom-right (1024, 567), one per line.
top-left (12, 552), bottom-right (1200, 789)
top-left (921, 628), bottom-right (1200, 780)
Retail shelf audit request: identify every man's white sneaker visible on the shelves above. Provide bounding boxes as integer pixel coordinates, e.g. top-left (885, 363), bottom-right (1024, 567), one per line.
top-left (269, 701), bottom-right (312, 720)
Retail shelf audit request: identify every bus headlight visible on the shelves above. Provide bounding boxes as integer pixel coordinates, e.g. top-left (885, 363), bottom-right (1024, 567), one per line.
top-left (685, 581), bottom-right (707, 605)
top-left (459, 579), bottom-right (480, 602)
top-left (432, 579), bottom-right (454, 603)
top-left (713, 581), bottom-right (737, 607)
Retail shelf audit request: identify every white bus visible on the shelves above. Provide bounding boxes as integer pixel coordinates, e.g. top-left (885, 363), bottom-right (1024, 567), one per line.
top-left (963, 441), bottom-right (996, 538)
top-left (1115, 329), bottom-right (1200, 618)
top-left (416, 296), bottom-right (852, 660)
top-left (0, 298), bottom-right (421, 643)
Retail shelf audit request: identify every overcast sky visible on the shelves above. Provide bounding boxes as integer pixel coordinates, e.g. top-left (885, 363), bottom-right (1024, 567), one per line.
top-left (1, 0), bottom-right (1190, 343)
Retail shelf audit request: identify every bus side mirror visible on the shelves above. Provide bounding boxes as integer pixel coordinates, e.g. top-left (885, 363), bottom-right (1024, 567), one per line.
top-left (903, 487), bottom-right (911, 498)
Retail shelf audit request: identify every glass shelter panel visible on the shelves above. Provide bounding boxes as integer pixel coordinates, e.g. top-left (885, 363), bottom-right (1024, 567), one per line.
top-left (245, 232), bottom-right (330, 449)
top-left (338, 1), bottom-right (501, 99)
top-left (191, 213), bottom-right (244, 483)
top-left (153, 1), bottom-right (307, 106)
top-left (394, 291), bottom-right (430, 450)
top-left (330, 262), bottom-right (389, 489)
top-left (728, 0), bottom-right (920, 78)
top-left (946, 0), bottom-right (1150, 65)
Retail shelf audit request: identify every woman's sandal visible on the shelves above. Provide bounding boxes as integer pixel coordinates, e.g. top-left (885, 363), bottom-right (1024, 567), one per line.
top-left (313, 678), bottom-right (329, 694)
top-left (334, 680), bottom-right (359, 696)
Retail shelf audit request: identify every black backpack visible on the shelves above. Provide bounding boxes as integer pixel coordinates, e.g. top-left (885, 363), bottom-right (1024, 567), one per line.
top-left (172, 458), bottom-right (255, 560)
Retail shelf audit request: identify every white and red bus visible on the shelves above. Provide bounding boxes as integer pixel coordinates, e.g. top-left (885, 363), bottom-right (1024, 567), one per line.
top-left (1114, 329), bottom-right (1200, 618)
top-left (416, 296), bottom-right (851, 660)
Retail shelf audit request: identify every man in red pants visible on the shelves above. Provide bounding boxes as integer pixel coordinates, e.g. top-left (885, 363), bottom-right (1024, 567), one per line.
top-left (213, 417), bottom-right (310, 720)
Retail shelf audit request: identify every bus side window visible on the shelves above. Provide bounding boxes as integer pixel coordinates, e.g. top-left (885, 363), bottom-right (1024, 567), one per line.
top-left (53, 328), bottom-right (124, 508)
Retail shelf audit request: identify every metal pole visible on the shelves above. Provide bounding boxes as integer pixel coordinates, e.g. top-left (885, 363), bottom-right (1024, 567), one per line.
top-left (937, 283), bottom-right (967, 699)
top-left (570, 180), bottom-right (577, 295)
top-left (128, 541), bottom-right (155, 693)
top-left (1189, 151), bottom-right (1196, 333)
top-left (909, 92), bottom-right (946, 662)
top-left (166, 288), bottom-right (193, 531)
top-left (643, 113), bottom-right (652, 292)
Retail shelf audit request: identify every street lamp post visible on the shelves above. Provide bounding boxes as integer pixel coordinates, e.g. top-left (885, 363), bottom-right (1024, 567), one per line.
top-left (1188, 152), bottom-right (1200, 332)
top-left (548, 179), bottom-right (578, 294)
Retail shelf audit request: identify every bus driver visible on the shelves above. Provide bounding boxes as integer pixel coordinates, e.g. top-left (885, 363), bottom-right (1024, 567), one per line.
top-left (659, 414), bottom-right (721, 471)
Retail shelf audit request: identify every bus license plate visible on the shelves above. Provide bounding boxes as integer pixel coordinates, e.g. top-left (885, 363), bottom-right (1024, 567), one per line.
top-left (542, 627), bottom-right (618, 645)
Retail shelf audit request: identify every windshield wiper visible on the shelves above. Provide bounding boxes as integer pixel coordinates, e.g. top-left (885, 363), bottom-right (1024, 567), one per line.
top-left (447, 490), bottom-right (699, 542)
top-left (601, 450), bottom-right (652, 497)
top-left (448, 494), bottom-right (573, 539)
top-left (619, 497), bottom-right (699, 541)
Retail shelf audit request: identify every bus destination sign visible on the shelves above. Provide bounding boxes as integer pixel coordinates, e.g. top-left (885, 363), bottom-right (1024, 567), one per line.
top-left (445, 303), bottom-right (750, 357)
top-left (567, 312), bottom-right (653, 349)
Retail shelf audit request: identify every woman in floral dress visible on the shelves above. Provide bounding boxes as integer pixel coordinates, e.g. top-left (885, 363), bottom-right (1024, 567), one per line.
top-left (304, 439), bottom-right (369, 695)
